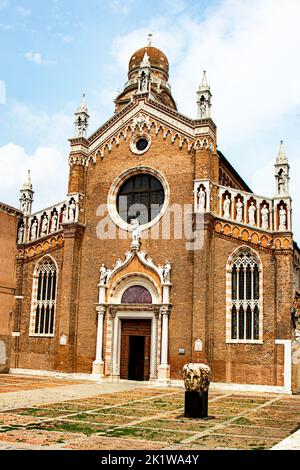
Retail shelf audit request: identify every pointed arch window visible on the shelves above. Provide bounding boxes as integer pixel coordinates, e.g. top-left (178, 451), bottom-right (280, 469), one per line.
top-left (228, 250), bottom-right (262, 342)
top-left (29, 258), bottom-right (57, 336)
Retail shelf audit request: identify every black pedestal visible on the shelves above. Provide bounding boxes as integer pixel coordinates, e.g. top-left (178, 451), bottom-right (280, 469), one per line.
top-left (184, 391), bottom-right (208, 418)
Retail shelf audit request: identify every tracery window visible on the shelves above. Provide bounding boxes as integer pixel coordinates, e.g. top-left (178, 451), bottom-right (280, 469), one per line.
top-left (230, 251), bottom-right (261, 341)
top-left (29, 258), bottom-right (57, 336)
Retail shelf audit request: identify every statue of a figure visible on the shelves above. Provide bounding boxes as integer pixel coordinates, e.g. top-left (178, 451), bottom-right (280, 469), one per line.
top-left (182, 363), bottom-right (211, 393)
top-left (261, 204), bottom-right (269, 230)
top-left (50, 213), bottom-right (58, 233)
top-left (31, 220), bottom-right (38, 240)
top-left (61, 206), bottom-right (67, 223)
top-left (162, 260), bottom-right (171, 283)
top-left (69, 199), bottom-right (77, 222)
top-left (197, 186), bottom-right (206, 210)
top-left (278, 173), bottom-right (286, 194)
top-left (248, 202), bottom-right (256, 226)
top-left (199, 101), bottom-right (207, 118)
top-left (223, 195), bottom-right (231, 219)
top-left (41, 216), bottom-right (48, 235)
top-left (140, 72), bottom-right (148, 92)
top-left (130, 218), bottom-right (141, 249)
top-left (17, 224), bottom-right (24, 244)
top-left (21, 195), bottom-right (27, 213)
top-left (236, 198), bottom-right (243, 223)
top-left (99, 264), bottom-right (108, 285)
top-left (279, 206), bottom-right (287, 230)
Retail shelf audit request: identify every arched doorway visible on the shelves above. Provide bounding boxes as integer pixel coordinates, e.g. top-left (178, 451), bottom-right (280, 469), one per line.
top-left (120, 285), bottom-right (152, 381)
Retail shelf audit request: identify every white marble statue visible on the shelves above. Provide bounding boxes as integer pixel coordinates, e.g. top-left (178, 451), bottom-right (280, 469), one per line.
top-left (261, 204), bottom-right (269, 230)
top-left (99, 264), bottom-right (109, 285)
top-left (17, 225), bottom-right (24, 244)
top-left (69, 199), bottom-right (77, 222)
top-left (197, 186), bottom-right (206, 211)
top-left (61, 206), bottom-right (67, 223)
top-left (279, 206), bottom-right (287, 231)
top-left (130, 218), bottom-right (141, 249)
top-left (21, 195), bottom-right (27, 213)
top-left (162, 260), bottom-right (171, 284)
top-left (223, 195), bottom-right (231, 219)
top-left (236, 198), bottom-right (243, 223)
top-left (248, 202), bottom-right (256, 226)
top-left (31, 220), bottom-right (38, 240)
top-left (278, 173), bottom-right (286, 195)
top-left (41, 216), bottom-right (48, 235)
top-left (199, 101), bottom-right (207, 119)
top-left (50, 213), bottom-right (58, 233)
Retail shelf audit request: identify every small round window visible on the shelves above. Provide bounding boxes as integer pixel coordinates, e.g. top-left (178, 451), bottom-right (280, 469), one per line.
top-left (136, 138), bottom-right (148, 152)
top-left (117, 173), bottom-right (165, 225)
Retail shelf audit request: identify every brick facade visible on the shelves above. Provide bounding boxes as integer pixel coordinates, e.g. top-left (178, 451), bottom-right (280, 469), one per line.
top-left (10, 45), bottom-right (299, 392)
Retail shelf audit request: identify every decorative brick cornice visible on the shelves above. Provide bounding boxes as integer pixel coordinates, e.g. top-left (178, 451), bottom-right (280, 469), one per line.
top-left (0, 202), bottom-right (22, 217)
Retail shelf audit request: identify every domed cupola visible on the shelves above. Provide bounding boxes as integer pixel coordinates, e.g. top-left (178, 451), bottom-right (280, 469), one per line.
top-left (114, 36), bottom-right (177, 113)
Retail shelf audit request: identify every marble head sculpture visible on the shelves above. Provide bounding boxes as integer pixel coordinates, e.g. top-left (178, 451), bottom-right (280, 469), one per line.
top-left (182, 363), bottom-right (211, 392)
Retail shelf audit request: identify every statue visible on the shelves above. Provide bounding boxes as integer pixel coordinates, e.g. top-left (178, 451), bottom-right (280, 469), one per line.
top-left (17, 224), bottom-right (24, 244)
top-left (99, 264), bottom-right (109, 285)
top-left (248, 202), bottom-right (256, 226)
top-left (199, 101), bottom-right (207, 118)
top-left (278, 173), bottom-right (286, 195)
top-left (162, 260), bottom-right (171, 283)
top-left (182, 363), bottom-right (211, 393)
top-left (223, 195), bottom-right (231, 219)
top-left (61, 206), bottom-right (67, 224)
top-left (130, 218), bottom-right (141, 250)
top-left (261, 204), bottom-right (269, 230)
top-left (69, 199), bottom-right (77, 222)
top-left (197, 186), bottom-right (206, 210)
top-left (50, 213), bottom-right (58, 233)
top-left (279, 205), bottom-right (287, 231)
top-left (31, 220), bottom-right (38, 240)
top-left (41, 216), bottom-right (48, 235)
top-left (236, 198), bottom-right (243, 223)
top-left (21, 194), bottom-right (27, 213)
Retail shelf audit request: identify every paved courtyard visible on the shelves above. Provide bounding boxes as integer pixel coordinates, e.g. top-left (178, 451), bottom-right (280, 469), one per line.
top-left (0, 374), bottom-right (299, 450)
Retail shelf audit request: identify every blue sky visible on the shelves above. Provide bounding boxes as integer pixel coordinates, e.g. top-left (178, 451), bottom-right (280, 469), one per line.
top-left (0, 0), bottom-right (300, 240)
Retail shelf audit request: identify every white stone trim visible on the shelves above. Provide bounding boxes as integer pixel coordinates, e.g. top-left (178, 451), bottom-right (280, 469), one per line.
top-left (8, 369), bottom-right (293, 394)
top-left (29, 254), bottom-right (58, 337)
top-left (225, 246), bottom-right (263, 344)
top-left (275, 339), bottom-right (292, 393)
top-left (107, 165), bottom-right (170, 232)
top-left (108, 273), bottom-right (161, 304)
top-left (111, 310), bottom-right (158, 379)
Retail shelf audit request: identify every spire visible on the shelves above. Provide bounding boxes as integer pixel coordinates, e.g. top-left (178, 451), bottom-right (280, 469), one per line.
top-left (276, 140), bottom-right (288, 164)
top-left (275, 140), bottom-right (290, 196)
top-left (20, 170), bottom-right (34, 216)
top-left (137, 50), bottom-right (152, 94)
top-left (22, 170), bottom-right (32, 191)
top-left (197, 70), bottom-right (212, 119)
top-left (200, 70), bottom-right (209, 90)
top-left (74, 93), bottom-right (89, 137)
top-left (140, 52), bottom-right (151, 68)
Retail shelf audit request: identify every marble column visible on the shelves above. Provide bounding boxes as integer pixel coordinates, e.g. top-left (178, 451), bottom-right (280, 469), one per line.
top-left (157, 306), bottom-right (171, 384)
top-left (92, 305), bottom-right (106, 377)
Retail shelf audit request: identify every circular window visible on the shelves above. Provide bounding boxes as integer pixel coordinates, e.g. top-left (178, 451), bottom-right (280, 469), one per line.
top-left (130, 134), bottom-right (151, 155)
top-left (117, 174), bottom-right (165, 225)
top-left (136, 138), bottom-right (148, 152)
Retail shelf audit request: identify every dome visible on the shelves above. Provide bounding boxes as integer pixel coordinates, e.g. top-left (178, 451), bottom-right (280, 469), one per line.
top-left (128, 46), bottom-right (169, 79)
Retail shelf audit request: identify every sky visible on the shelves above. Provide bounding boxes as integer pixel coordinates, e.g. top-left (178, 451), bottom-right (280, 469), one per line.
top-left (0, 0), bottom-right (299, 240)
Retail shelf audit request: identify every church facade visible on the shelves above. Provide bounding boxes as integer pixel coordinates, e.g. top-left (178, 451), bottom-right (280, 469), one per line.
top-left (10, 44), bottom-right (300, 392)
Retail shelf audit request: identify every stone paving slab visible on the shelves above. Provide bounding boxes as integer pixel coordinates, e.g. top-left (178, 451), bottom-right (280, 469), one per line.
top-left (0, 374), bottom-right (300, 450)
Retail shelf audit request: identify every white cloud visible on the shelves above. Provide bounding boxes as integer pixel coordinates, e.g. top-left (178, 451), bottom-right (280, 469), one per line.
top-left (16, 5), bottom-right (31, 16)
top-left (0, 144), bottom-right (68, 212)
top-left (111, 0), bottom-right (300, 241)
top-left (62, 34), bottom-right (73, 44)
top-left (0, 0), bottom-right (9, 10)
top-left (110, 0), bottom-right (134, 15)
top-left (25, 51), bottom-right (54, 66)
